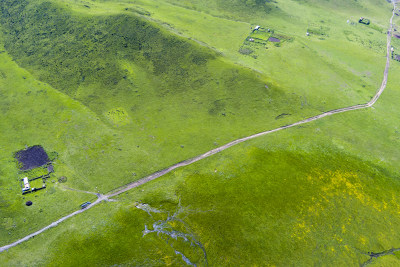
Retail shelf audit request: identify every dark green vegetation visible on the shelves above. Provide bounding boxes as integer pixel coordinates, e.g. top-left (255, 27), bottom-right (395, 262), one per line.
top-left (1, 0), bottom-right (217, 97)
top-left (0, 0), bottom-right (317, 249)
top-left (0, 0), bottom-right (316, 190)
top-left (0, 0), bottom-right (307, 128)
top-left (0, 0), bottom-right (400, 265)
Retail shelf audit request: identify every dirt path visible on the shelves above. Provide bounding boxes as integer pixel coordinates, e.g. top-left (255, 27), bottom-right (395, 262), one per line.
top-left (0, 196), bottom-right (108, 253)
top-left (0, 0), bottom-right (396, 254)
top-left (63, 186), bottom-right (103, 198)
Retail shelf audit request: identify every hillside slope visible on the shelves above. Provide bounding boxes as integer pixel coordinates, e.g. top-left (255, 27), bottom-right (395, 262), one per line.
top-left (0, 0), bottom-right (399, 265)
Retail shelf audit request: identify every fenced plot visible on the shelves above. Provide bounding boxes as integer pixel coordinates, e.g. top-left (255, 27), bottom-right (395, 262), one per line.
top-left (239, 26), bottom-right (293, 56)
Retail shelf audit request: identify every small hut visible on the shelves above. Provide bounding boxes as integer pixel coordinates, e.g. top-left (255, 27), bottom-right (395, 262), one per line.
top-left (358, 17), bottom-right (370, 25)
top-left (252, 25), bottom-right (261, 32)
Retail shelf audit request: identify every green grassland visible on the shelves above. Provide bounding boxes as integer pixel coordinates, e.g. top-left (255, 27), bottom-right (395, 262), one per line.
top-left (126, 0), bottom-right (391, 106)
top-left (2, 79), bottom-right (400, 265)
top-left (0, 0), bottom-right (319, 245)
top-left (0, 0), bottom-right (399, 265)
top-left (0, 0), bottom-right (323, 188)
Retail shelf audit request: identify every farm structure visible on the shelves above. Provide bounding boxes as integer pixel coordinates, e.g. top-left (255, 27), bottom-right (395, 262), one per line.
top-left (20, 174), bottom-right (49, 195)
top-left (22, 177), bottom-right (30, 193)
top-left (239, 25), bottom-right (293, 56)
top-left (391, 36), bottom-right (400, 61)
top-left (252, 25), bottom-right (261, 32)
top-left (15, 145), bottom-right (57, 195)
top-left (359, 17), bottom-right (371, 25)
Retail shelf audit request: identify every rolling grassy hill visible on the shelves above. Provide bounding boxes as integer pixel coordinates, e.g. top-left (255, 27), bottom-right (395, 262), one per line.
top-left (0, 0), bottom-right (317, 245)
top-left (0, 0), bottom-right (399, 265)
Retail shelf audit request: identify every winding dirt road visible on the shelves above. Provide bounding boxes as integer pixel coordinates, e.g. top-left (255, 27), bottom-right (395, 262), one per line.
top-left (108, 0), bottom-right (396, 198)
top-left (0, 0), bottom-right (397, 253)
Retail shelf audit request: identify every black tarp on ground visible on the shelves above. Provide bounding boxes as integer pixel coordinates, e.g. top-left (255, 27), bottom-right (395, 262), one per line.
top-left (15, 145), bottom-right (49, 171)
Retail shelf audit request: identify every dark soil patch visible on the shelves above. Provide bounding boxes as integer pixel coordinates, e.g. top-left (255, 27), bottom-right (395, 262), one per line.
top-left (26, 201), bottom-right (32, 206)
top-left (15, 145), bottom-right (49, 171)
top-left (268, 37), bottom-right (281, 42)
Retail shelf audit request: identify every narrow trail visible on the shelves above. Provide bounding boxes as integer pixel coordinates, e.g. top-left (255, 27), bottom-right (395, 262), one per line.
top-left (0, 0), bottom-right (396, 254)
top-left (0, 195), bottom-right (108, 253)
top-left (63, 186), bottom-right (103, 198)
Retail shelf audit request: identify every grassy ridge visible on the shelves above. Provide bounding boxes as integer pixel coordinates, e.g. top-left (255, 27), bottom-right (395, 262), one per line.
top-left (0, 0), bottom-right (318, 246)
top-left (125, 0), bottom-right (391, 109)
top-left (0, 0), bottom-right (215, 98)
top-left (0, 0), bottom-right (318, 193)
top-left (0, 0), bottom-right (319, 155)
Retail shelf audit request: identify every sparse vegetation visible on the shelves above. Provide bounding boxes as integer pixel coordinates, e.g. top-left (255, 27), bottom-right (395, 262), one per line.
top-left (239, 47), bottom-right (254, 54)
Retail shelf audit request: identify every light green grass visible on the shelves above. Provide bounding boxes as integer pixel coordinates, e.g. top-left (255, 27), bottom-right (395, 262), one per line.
top-left (113, 0), bottom-right (392, 110)
top-left (0, 0), bottom-right (399, 265)
top-left (2, 92), bottom-right (400, 265)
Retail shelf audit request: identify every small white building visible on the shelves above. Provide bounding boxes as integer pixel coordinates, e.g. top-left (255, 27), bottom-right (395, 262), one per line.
top-left (23, 177), bottom-right (30, 192)
top-left (254, 25), bottom-right (260, 30)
